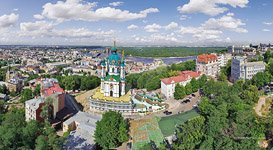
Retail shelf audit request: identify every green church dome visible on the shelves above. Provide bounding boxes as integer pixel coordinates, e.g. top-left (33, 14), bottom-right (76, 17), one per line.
top-left (111, 47), bottom-right (117, 52)
top-left (109, 53), bottom-right (120, 61)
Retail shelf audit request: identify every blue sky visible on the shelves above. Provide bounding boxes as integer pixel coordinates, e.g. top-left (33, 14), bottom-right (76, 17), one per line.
top-left (0, 0), bottom-right (272, 46)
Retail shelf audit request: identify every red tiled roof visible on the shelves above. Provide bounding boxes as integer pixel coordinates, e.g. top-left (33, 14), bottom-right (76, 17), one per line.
top-left (161, 71), bottom-right (201, 85)
top-left (43, 83), bottom-right (64, 97)
top-left (197, 54), bottom-right (217, 64)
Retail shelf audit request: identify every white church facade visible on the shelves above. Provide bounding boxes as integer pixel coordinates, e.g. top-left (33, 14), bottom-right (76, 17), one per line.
top-left (100, 42), bottom-right (126, 97)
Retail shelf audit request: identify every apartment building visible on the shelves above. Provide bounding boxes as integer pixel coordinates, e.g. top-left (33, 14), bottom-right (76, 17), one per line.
top-left (231, 56), bottom-right (265, 81)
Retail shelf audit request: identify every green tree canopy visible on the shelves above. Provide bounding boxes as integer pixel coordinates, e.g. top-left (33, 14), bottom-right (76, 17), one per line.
top-left (174, 84), bottom-right (186, 100)
top-left (94, 111), bottom-right (129, 150)
top-left (20, 89), bottom-right (33, 103)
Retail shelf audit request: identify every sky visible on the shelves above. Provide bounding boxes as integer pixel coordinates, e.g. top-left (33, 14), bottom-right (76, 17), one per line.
top-left (0, 0), bottom-right (272, 46)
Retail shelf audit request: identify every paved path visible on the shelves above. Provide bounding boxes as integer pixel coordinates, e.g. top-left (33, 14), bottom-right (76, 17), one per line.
top-left (255, 96), bottom-right (269, 117)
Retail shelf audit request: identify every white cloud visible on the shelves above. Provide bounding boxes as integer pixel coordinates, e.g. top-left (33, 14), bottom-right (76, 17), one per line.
top-left (127, 24), bottom-right (138, 30)
top-left (262, 29), bottom-right (270, 32)
top-left (177, 13), bottom-right (247, 41)
top-left (33, 14), bottom-right (44, 20)
top-left (132, 33), bottom-right (179, 45)
top-left (178, 0), bottom-right (249, 16)
top-left (144, 22), bottom-right (179, 32)
top-left (0, 13), bottom-right (19, 28)
top-left (55, 28), bottom-right (115, 38)
top-left (165, 22), bottom-right (178, 30)
top-left (19, 20), bottom-right (115, 39)
top-left (109, 1), bottom-right (124, 7)
top-left (40, 0), bottom-right (159, 22)
top-left (202, 13), bottom-right (248, 33)
top-left (20, 21), bottom-right (55, 37)
top-left (180, 15), bottom-right (191, 21)
top-left (263, 22), bottom-right (273, 25)
top-left (178, 26), bottom-right (223, 41)
top-left (144, 23), bottom-right (162, 32)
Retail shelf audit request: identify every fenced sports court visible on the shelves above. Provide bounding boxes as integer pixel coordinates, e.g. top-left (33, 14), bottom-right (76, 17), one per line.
top-left (158, 109), bottom-right (199, 136)
top-left (130, 117), bottom-right (164, 150)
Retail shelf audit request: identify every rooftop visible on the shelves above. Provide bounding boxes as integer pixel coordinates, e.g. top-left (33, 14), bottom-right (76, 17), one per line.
top-left (161, 71), bottom-right (201, 85)
top-left (92, 89), bottom-right (131, 102)
top-left (25, 97), bottom-right (44, 110)
top-left (104, 75), bottom-right (121, 82)
top-left (63, 111), bottom-right (101, 150)
top-left (64, 111), bottom-right (101, 129)
top-left (197, 54), bottom-right (218, 64)
top-left (41, 79), bottom-right (64, 97)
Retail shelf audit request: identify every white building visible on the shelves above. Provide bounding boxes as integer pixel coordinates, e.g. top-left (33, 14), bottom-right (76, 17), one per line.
top-left (228, 46), bottom-right (245, 54)
top-left (25, 97), bottom-right (45, 122)
top-left (160, 71), bottom-right (201, 100)
top-left (196, 54), bottom-right (220, 77)
top-left (217, 53), bottom-right (232, 67)
top-left (231, 56), bottom-right (266, 81)
top-left (100, 42), bottom-right (125, 97)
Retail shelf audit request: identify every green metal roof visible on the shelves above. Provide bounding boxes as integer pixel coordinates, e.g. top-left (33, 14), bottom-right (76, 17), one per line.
top-left (111, 47), bottom-right (117, 52)
top-left (104, 75), bottom-right (120, 82)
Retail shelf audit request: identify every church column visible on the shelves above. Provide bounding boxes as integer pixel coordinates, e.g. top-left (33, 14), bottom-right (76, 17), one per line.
top-left (101, 66), bottom-right (106, 78)
top-left (104, 83), bottom-right (110, 97)
top-left (121, 81), bottom-right (125, 96)
top-left (100, 80), bottom-right (104, 93)
top-left (120, 66), bottom-right (125, 79)
top-left (114, 67), bottom-right (118, 73)
top-left (113, 83), bottom-right (119, 97)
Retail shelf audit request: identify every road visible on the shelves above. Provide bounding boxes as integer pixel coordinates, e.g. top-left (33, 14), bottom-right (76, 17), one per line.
top-left (141, 91), bottom-right (201, 119)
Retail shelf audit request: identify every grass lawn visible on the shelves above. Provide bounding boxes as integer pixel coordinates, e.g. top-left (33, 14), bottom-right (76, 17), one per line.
top-left (158, 109), bottom-right (200, 137)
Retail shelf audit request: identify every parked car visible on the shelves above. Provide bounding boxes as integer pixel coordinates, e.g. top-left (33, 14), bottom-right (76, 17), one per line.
top-left (181, 99), bottom-right (190, 104)
top-left (166, 111), bottom-right (172, 115)
top-left (191, 93), bottom-right (196, 97)
top-left (126, 142), bottom-right (132, 150)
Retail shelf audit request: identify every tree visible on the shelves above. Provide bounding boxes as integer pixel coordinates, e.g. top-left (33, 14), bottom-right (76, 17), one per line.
top-left (0, 100), bottom-right (5, 114)
top-left (185, 83), bottom-right (192, 95)
top-left (22, 120), bottom-right (42, 149)
top-left (34, 84), bottom-right (41, 96)
top-left (198, 75), bottom-right (207, 88)
top-left (190, 78), bottom-right (199, 92)
top-left (174, 116), bottom-right (205, 150)
top-left (40, 97), bottom-right (54, 121)
top-left (20, 89), bottom-right (33, 103)
top-left (252, 72), bottom-right (271, 87)
top-left (174, 84), bottom-right (186, 100)
top-left (0, 108), bottom-right (26, 149)
top-left (0, 108), bottom-right (63, 150)
top-left (146, 76), bottom-right (160, 91)
top-left (35, 135), bottom-right (49, 150)
top-left (94, 111), bottom-right (129, 149)
top-left (218, 72), bottom-right (227, 82)
top-left (0, 84), bottom-right (8, 94)
top-left (263, 50), bottom-right (272, 63)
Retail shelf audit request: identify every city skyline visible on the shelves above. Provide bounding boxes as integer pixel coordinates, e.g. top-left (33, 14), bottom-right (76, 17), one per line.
top-left (0, 0), bottom-right (272, 46)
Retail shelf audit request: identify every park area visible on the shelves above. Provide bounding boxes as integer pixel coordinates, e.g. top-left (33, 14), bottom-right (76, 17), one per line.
top-left (130, 117), bottom-right (164, 150)
top-left (158, 109), bottom-right (200, 136)
top-left (129, 110), bottom-right (200, 149)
